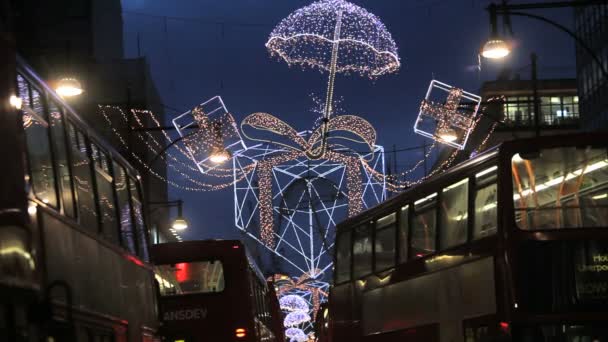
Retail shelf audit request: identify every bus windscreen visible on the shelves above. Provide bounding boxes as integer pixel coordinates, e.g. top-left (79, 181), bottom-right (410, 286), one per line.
top-left (155, 260), bottom-right (225, 296)
top-left (512, 146), bottom-right (608, 230)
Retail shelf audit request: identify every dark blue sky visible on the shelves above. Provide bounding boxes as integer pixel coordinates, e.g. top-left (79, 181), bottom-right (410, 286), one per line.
top-left (121, 0), bottom-right (577, 241)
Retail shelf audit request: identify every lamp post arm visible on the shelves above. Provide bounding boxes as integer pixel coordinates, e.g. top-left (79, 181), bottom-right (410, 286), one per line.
top-left (493, 9), bottom-right (608, 80)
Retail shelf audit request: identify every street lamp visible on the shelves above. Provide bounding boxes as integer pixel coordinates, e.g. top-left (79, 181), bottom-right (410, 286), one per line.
top-left (481, 39), bottom-right (511, 59)
top-left (55, 77), bottom-right (84, 97)
top-left (148, 199), bottom-right (189, 243)
top-left (480, 1), bottom-right (608, 79)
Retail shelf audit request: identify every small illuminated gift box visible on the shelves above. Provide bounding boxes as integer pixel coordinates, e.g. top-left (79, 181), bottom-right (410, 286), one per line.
top-left (172, 96), bottom-right (247, 174)
top-left (414, 80), bottom-right (482, 150)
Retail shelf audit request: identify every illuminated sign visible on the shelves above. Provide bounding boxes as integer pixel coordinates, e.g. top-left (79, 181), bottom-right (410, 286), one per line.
top-left (163, 308), bottom-right (208, 321)
top-left (575, 249), bottom-right (608, 300)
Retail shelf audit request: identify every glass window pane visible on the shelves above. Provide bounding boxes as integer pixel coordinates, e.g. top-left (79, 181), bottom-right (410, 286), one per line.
top-left (91, 144), bottom-right (119, 244)
top-left (412, 194), bottom-right (437, 258)
top-left (114, 162), bottom-right (136, 254)
top-left (353, 223), bottom-right (372, 278)
top-left (512, 147), bottom-right (608, 230)
top-left (48, 103), bottom-right (75, 218)
top-left (335, 231), bottom-right (351, 283)
top-left (440, 179), bottom-right (469, 249)
top-left (129, 177), bottom-right (148, 260)
top-left (156, 261), bottom-right (225, 296)
top-left (68, 123), bottom-right (98, 231)
top-left (398, 206), bottom-right (409, 263)
top-left (474, 184), bottom-right (498, 239)
top-left (19, 76), bottom-right (58, 207)
top-left (375, 213), bottom-right (396, 271)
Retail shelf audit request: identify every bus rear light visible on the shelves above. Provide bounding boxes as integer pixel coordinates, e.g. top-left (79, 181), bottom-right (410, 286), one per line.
top-left (233, 245), bottom-right (240, 249)
top-left (499, 322), bottom-right (510, 332)
top-left (235, 328), bottom-right (246, 338)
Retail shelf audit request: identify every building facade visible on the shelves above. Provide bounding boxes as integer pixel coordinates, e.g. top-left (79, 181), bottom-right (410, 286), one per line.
top-left (574, 2), bottom-right (608, 130)
top-left (9, 0), bottom-right (175, 243)
top-left (476, 77), bottom-right (580, 148)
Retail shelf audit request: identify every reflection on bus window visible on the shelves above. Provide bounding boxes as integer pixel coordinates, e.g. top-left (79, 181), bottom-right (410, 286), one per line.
top-left (129, 177), bottom-right (148, 260)
top-left (474, 166), bottom-right (498, 239)
top-left (440, 179), bottom-right (468, 248)
top-left (412, 194), bottom-right (437, 258)
top-left (335, 231), bottom-right (351, 283)
top-left (91, 144), bottom-right (119, 244)
top-left (114, 162), bottom-right (136, 254)
top-left (398, 206), bottom-right (409, 263)
top-left (375, 213), bottom-right (396, 271)
top-left (156, 261), bottom-right (225, 295)
top-left (353, 224), bottom-right (372, 278)
top-left (512, 147), bottom-right (608, 230)
top-left (19, 74), bottom-right (58, 208)
top-left (68, 123), bottom-right (99, 231)
top-left (48, 102), bottom-right (76, 218)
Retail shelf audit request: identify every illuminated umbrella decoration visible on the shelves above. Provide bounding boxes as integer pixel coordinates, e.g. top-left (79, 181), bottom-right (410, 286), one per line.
top-left (279, 294), bottom-right (310, 313)
top-left (285, 328), bottom-right (308, 342)
top-left (266, 0), bottom-right (400, 159)
top-left (284, 311), bottom-right (312, 327)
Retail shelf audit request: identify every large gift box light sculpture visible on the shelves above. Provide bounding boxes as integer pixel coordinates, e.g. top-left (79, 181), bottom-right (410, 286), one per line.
top-left (414, 80), bottom-right (482, 150)
top-left (233, 112), bottom-right (386, 278)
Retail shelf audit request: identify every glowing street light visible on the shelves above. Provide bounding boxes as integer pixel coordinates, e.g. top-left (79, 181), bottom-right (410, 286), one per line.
top-left (481, 38), bottom-right (511, 59)
top-left (9, 95), bottom-right (22, 109)
top-left (55, 77), bottom-right (83, 97)
top-left (171, 216), bottom-right (189, 230)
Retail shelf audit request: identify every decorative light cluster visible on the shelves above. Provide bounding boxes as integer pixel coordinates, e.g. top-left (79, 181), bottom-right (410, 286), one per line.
top-left (284, 311), bottom-right (311, 327)
top-left (240, 112), bottom-right (378, 247)
top-left (280, 294), bottom-right (310, 313)
top-left (414, 80), bottom-right (482, 150)
top-left (172, 96), bottom-right (247, 174)
top-left (266, 0), bottom-right (400, 78)
top-left (285, 328), bottom-right (307, 342)
top-left (98, 105), bottom-right (255, 192)
top-left (270, 271), bottom-right (329, 322)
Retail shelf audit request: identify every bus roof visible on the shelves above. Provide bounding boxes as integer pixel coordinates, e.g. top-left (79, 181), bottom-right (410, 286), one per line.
top-left (337, 132), bottom-right (608, 231)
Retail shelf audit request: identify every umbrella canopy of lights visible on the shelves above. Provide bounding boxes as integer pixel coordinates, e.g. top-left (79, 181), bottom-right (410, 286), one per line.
top-left (280, 294), bottom-right (310, 313)
top-left (286, 327), bottom-right (308, 342)
top-left (284, 311), bottom-right (312, 327)
top-left (266, 0), bottom-right (400, 158)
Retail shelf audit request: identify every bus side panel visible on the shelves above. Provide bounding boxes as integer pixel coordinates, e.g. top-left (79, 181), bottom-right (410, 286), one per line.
top-left (330, 283), bottom-right (356, 341)
top-left (40, 211), bottom-right (158, 342)
top-left (361, 257), bottom-right (496, 342)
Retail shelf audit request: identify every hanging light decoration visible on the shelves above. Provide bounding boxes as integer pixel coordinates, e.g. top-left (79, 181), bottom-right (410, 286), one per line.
top-left (279, 295), bottom-right (309, 313)
top-left (284, 311), bottom-right (312, 327)
top-left (266, 0), bottom-right (400, 159)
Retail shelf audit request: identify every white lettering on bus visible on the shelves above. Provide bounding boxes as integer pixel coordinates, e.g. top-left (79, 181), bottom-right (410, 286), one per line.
top-left (163, 308), bottom-right (208, 321)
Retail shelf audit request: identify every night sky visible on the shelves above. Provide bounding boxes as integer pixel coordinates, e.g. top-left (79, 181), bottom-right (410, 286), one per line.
top-left (120, 0), bottom-right (577, 241)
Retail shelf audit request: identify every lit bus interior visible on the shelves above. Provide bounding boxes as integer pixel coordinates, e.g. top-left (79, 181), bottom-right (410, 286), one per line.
top-left (512, 146), bottom-right (608, 229)
top-left (155, 261), bottom-right (225, 295)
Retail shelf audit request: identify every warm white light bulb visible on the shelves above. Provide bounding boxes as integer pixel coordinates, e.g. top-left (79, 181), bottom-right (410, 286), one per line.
top-left (209, 148), bottom-right (232, 164)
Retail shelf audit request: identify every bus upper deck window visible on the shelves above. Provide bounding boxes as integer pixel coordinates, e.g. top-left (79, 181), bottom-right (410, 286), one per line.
top-left (512, 146), bottom-right (608, 230)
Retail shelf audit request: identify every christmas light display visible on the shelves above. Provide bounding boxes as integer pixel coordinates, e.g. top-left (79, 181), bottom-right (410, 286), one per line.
top-left (172, 96), bottom-right (247, 174)
top-left (284, 311), bottom-right (311, 327)
top-left (267, 0), bottom-right (399, 158)
top-left (285, 328), bottom-right (308, 342)
top-left (414, 80), bottom-right (482, 150)
top-left (280, 294), bottom-right (310, 313)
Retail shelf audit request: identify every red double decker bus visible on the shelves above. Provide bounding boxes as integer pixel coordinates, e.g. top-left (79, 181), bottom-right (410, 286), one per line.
top-left (150, 240), bottom-right (284, 342)
top-left (328, 133), bottom-right (608, 342)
